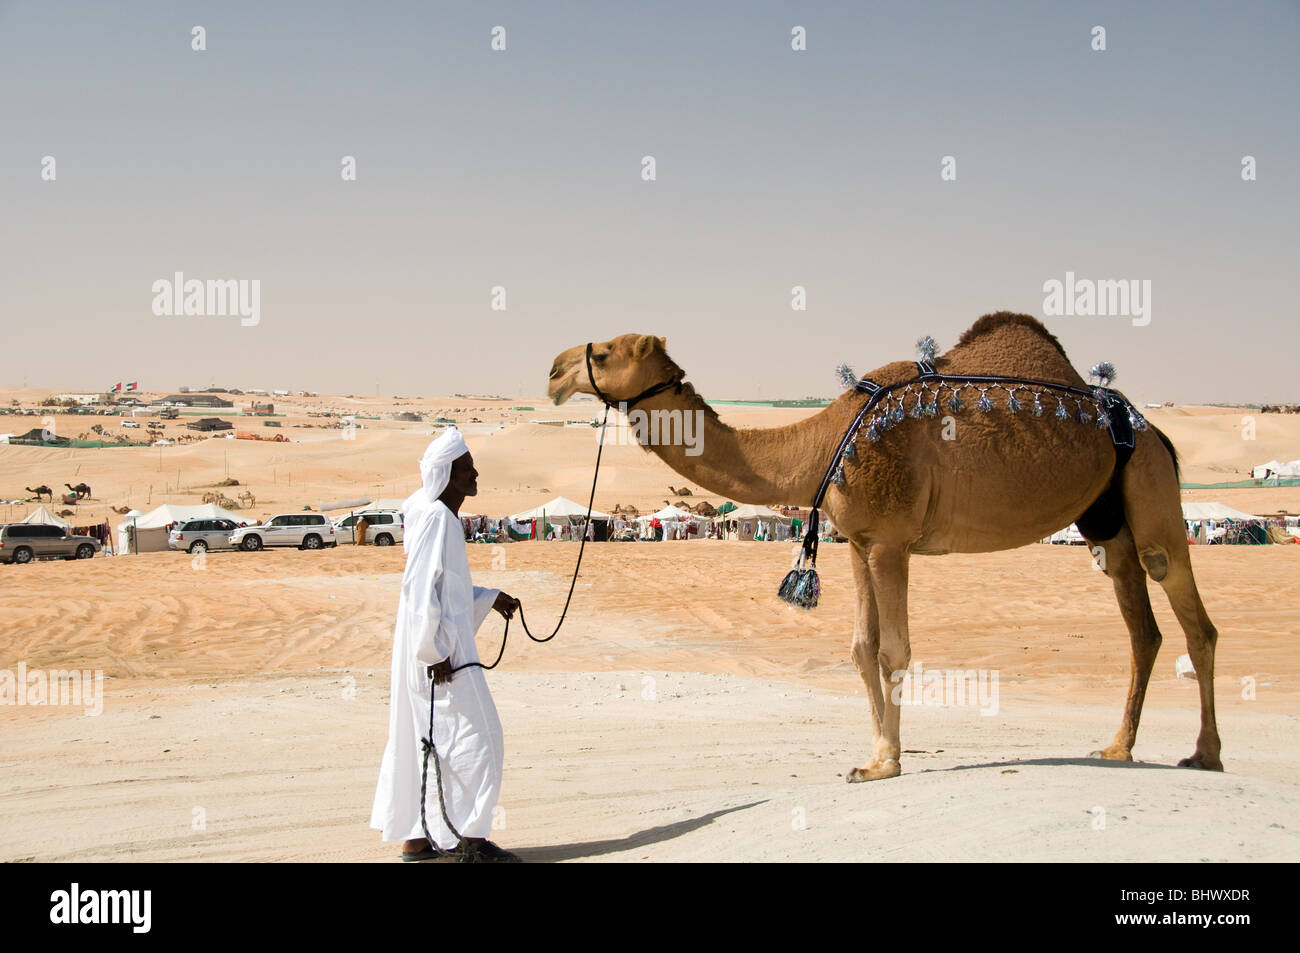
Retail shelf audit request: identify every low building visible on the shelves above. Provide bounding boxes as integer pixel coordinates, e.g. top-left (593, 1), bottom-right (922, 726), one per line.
top-left (187, 417), bottom-right (234, 432)
top-left (156, 393), bottom-right (234, 408)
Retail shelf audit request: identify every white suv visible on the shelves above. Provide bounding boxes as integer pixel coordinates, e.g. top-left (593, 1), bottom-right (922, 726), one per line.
top-left (333, 510), bottom-right (404, 546)
top-left (229, 513), bottom-right (337, 551)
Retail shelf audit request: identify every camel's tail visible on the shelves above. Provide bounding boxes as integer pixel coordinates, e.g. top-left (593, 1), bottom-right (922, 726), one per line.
top-left (1150, 424), bottom-right (1180, 482)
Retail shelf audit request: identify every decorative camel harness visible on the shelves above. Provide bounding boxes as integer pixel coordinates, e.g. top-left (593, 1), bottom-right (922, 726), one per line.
top-left (776, 336), bottom-right (1151, 609)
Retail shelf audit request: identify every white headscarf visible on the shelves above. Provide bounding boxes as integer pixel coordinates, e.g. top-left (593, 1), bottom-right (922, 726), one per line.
top-left (402, 427), bottom-right (470, 553)
top-left (416, 427), bottom-right (469, 503)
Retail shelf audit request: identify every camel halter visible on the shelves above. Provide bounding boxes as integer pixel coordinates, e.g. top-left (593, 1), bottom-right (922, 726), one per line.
top-left (585, 342), bottom-right (685, 410)
top-left (778, 337), bottom-right (1148, 610)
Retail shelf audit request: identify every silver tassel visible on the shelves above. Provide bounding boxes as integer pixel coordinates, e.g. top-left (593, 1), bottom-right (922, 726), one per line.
top-left (1033, 394), bottom-right (1044, 417)
top-left (1007, 391), bottom-right (1021, 413)
top-left (947, 391), bottom-right (964, 413)
top-left (835, 363), bottom-right (858, 389)
top-left (1055, 398), bottom-right (1069, 420)
top-left (1076, 402), bottom-right (1092, 425)
top-left (976, 391), bottom-right (993, 413)
top-left (830, 461), bottom-right (846, 485)
top-left (1089, 361), bottom-right (1117, 387)
top-left (916, 336), bottom-right (939, 362)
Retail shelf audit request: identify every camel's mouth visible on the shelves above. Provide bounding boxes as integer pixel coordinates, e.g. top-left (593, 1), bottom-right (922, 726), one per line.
top-left (548, 371), bottom-right (579, 406)
top-left (547, 353), bottom-right (584, 405)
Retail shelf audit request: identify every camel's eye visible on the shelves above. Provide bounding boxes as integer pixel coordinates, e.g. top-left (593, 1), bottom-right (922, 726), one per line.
top-left (593, 353), bottom-right (607, 364)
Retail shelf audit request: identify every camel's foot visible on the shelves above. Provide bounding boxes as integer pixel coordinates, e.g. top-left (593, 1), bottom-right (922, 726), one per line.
top-left (1177, 752), bottom-right (1224, 771)
top-left (1089, 744), bottom-right (1133, 762)
top-left (846, 758), bottom-right (901, 783)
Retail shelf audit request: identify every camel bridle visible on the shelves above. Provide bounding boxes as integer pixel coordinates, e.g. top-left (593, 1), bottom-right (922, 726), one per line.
top-left (585, 342), bottom-right (685, 411)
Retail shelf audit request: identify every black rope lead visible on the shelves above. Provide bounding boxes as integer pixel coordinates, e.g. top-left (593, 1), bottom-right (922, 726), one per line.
top-left (418, 405), bottom-right (612, 856)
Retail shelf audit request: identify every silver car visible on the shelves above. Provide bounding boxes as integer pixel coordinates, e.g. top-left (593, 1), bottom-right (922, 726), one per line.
top-left (0, 524), bottom-right (102, 564)
top-left (333, 510), bottom-right (404, 546)
top-left (169, 518), bottom-right (240, 553)
top-left (229, 513), bottom-right (337, 551)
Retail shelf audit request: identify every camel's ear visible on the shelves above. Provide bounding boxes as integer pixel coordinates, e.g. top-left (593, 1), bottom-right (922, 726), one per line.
top-left (633, 334), bottom-right (657, 360)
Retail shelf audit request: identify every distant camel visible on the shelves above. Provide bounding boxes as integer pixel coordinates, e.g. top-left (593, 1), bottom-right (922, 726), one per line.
top-left (26, 485), bottom-right (52, 502)
top-left (669, 485), bottom-right (693, 496)
top-left (65, 483), bottom-right (91, 500)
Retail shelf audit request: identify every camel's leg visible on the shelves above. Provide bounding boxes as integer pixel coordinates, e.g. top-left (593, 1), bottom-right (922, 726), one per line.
top-left (1150, 546), bottom-right (1222, 769)
top-left (1122, 431), bottom-right (1223, 771)
top-left (1085, 524), bottom-right (1162, 762)
top-left (848, 543), bottom-right (909, 782)
top-left (847, 543), bottom-right (888, 774)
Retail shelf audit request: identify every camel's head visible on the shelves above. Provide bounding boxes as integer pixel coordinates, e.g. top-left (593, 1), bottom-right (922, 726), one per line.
top-left (548, 334), bottom-right (680, 406)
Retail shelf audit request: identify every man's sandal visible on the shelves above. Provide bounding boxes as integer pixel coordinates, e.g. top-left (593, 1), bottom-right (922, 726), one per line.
top-left (456, 838), bottom-right (522, 863)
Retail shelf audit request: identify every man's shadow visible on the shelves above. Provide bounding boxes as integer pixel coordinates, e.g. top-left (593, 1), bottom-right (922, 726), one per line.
top-left (513, 800), bottom-right (767, 862)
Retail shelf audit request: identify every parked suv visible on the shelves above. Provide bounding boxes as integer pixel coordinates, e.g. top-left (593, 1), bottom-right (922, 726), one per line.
top-left (0, 524), bottom-right (102, 564)
top-left (333, 510), bottom-right (403, 546)
top-left (169, 518), bottom-right (241, 553)
top-left (229, 514), bottom-right (336, 551)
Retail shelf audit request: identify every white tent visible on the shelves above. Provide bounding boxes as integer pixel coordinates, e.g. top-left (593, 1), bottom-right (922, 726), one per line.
top-left (116, 509), bottom-right (143, 555)
top-left (367, 498), bottom-right (408, 512)
top-left (718, 503), bottom-right (786, 521)
top-left (1181, 502), bottom-right (1262, 522)
top-left (511, 496), bottom-right (610, 522)
top-left (1042, 523), bottom-right (1086, 544)
top-left (132, 503), bottom-right (250, 528)
top-left (1252, 459), bottom-right (1300, 480)
top-left (117, 503), bottom-right (251, 554)
top-left (20, 505), bottom-right (73, 529)
top-left (635, 504), bottom-right (695, 522)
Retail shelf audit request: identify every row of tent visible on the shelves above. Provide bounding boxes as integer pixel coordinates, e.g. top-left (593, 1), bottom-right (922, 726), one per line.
top-left (505, 497), bottom-right (787, 524)
top-left (12, 502), bottom-right (252, 554)
top-left (1045, 502), bottom-right (1297, 545)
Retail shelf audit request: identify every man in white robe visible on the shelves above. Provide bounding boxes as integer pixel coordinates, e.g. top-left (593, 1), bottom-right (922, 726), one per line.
top-left (370, 428), bottom-right (521, 862)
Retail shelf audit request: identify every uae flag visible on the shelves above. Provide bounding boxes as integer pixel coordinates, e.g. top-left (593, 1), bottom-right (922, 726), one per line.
top-left (111, 382), bottom-right (122, 392)
top-left (126, 382), bottom-right (139, 391)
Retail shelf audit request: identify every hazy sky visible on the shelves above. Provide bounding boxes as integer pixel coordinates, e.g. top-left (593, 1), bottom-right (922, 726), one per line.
top-left (2, 1), bottom-right (1296, 403)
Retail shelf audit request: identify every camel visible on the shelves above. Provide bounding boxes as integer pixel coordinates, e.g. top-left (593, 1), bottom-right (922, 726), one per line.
top-left (65, 483), bottom-right (91, 500)
top-left (548, 314), bottom-right (1223, 780)
top-left (669, 485), bottom-right (693, 496)
top-left (238, 490), bottom-right (256, 508)
top-left (26, 485), bottom-right (52, 502)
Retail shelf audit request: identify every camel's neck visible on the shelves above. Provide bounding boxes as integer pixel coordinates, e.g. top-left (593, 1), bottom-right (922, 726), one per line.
top-left (618, 384), bottom-right (854, 506)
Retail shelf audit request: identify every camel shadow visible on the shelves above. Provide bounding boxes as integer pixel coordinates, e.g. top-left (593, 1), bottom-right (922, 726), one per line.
top-left (918, 756), bottom-right (1183, 775)
top-left (513, 799), bottom-right (768, 862)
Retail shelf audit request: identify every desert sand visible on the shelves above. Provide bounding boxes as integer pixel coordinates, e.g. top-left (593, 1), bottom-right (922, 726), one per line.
top-left (1, 394), bottom-right (1299, 862)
